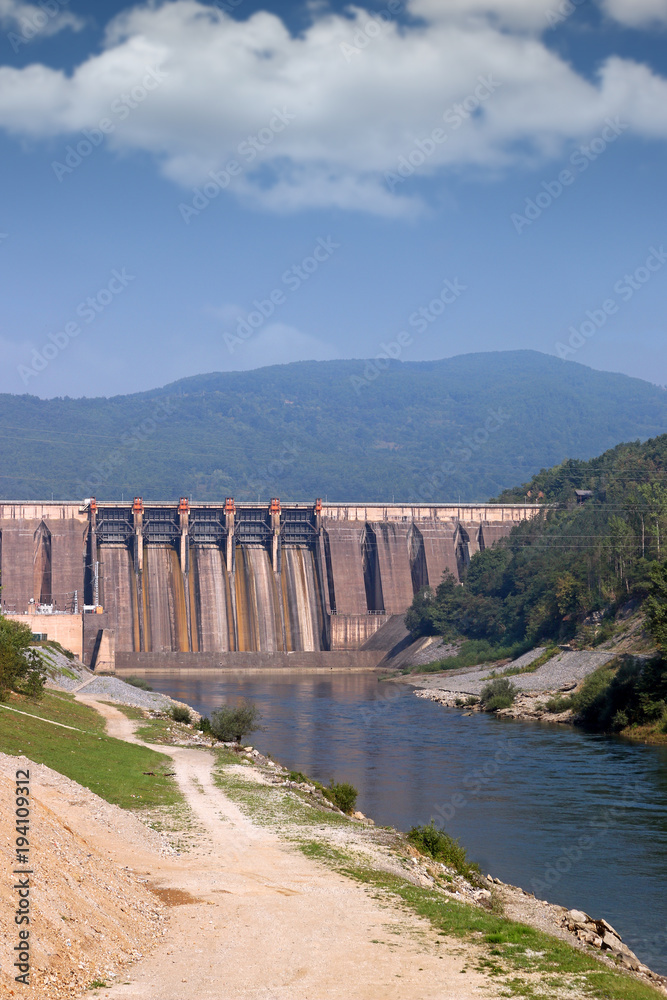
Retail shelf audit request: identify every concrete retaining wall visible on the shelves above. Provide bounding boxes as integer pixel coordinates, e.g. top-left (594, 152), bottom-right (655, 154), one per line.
top-left (6, 612), bottom-right (84, 659)
top-left (115, 650), bottom-right (385, 670)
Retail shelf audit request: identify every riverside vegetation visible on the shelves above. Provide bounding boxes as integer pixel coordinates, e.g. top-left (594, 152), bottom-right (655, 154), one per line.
top-left (0, 642), bottom-right (665, 995)
top-left (405, 433), bottom-right (667, 741)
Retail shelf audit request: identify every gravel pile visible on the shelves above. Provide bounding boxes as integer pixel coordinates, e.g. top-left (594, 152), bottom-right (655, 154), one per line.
top-left (78, 675), bottom-right (172, 710)
top-left (419, 649), bottom-right (616, 696)
top-left (39, 646), bottom-right (91, 691)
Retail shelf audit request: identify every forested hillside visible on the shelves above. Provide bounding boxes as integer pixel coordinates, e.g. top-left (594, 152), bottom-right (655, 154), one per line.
top-left (407, 433), bottom-right (667, 650)
top-left (406, 433), bottom-right (667, 737)
top-left (1, 351), bottom-right (666, 501)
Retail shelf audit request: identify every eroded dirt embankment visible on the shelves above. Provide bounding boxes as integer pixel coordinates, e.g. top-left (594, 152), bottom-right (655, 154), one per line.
top-left (0, 757), bottom-right (167, 997)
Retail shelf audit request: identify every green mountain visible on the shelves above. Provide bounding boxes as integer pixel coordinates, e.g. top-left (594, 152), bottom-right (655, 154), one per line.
top-left (1, 350), bottom-right (666, 501)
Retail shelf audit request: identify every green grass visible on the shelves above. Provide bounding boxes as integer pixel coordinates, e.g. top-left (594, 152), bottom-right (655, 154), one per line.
top-left (0, 692), bottom-right (182, 811)
top-left (213, 752), bottom-right (351, 830)
top-left (295, 843), bottom-right (662, 1000)
top-left (499, 645), bottom-right (560, 677)
top-left (5, 690), bottom-right (106, 731)
top-left (136, 715), bottom-right (189, 744)
top-left (406, 639), bottom-right (529, 676)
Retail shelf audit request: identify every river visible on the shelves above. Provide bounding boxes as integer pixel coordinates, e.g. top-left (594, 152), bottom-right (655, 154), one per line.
top-left (141, 668), bottom-right (667, 973)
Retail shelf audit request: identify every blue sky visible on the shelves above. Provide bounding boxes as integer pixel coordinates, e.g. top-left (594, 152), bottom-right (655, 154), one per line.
top-left (1, 0), bottom-right (667, 398)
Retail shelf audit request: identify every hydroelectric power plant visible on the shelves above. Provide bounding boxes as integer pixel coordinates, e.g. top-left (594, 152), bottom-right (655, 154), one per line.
top-left (0, 499), bottom-right (541, 670)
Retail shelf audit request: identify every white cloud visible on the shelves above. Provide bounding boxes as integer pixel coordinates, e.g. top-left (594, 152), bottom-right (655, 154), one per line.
top-left (0, 0), bottom-right (83, 40)
top-left (0, 0), bottom-right (666, 213)
top-left (600, 0), bottom-right (667, 27)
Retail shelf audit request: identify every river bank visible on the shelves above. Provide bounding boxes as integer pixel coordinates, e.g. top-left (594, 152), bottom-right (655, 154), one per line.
top-left (398, 645), bottom-right (667, 746)
top-left (5, 650), bottom-right (667, 994)
top-left (3, 683), bottom-right (665, 999)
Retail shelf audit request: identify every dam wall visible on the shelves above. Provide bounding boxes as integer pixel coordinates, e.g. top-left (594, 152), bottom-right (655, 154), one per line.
top-left (0, 499), bottom-right (541, 667)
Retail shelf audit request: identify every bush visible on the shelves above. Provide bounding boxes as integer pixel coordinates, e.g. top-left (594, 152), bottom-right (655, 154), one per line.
top-left (465, 695), bottom-right (479, 706)
top-left (125, 676), bottom-right (153, 691)
top-left (209, 700), bottom-right (262, 743)
top-left (198, 716), bottom-right (211, 733)
top-left (572, 656), bottom-right (667, 732)
top-left (479, 677), bottom-right (518, 712)
top-left (171, 705), bottom-right (191, 724)
top-left (545, 694), bottom-right (573, 714)
top-left (407, 822), bottom-right (479, 880)
top-left (414, 638), bottom-right (530, 676)
top-left (0, 617), bottom-right (45, 699)
top-left (324, 781), bottom-right (358, 814)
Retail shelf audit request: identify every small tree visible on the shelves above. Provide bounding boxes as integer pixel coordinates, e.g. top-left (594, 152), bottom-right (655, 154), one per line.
top-left (325, 781), bottom-right (358, 814)
top-left (0, 617), bottom-right (46, 700)
top-left (209, 700), bottom-right (262, 743)
top-left (479, 677), bottom-right (518, 712)
top-left (645, 560), bottom-right (667, 653)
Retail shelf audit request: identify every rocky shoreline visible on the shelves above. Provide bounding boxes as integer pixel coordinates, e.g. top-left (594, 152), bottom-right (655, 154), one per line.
top-left (415, 684), bottom-right (576, 724)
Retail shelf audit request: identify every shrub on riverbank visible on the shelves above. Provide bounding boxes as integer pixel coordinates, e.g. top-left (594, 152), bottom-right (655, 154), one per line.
top-left (171, 705), bottom-right (191, 724)
top-left (545, 693), bottom-right (574, 713)
top-left (408, 823), bottom-right (479, 880)
top-left (125, 676), bottom-right (153, 691)
top-left (209, 700), bottom-right (262, 743)
top-left (406, 637), bottom-right (529, 675)
top-left (479, 677), bottom-right (518, 712)
top-left (573, 656), bottom-right (667, 733)
top-left (324, 781), bottom-right (358, 814)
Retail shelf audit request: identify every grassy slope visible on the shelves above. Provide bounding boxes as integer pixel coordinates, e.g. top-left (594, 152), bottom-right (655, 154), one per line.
top-left (0, 691), bottom-right (181, 810)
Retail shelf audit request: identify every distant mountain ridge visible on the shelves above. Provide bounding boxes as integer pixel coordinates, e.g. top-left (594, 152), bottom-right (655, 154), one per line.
top-left (1, 350), bottom-right (666, 502)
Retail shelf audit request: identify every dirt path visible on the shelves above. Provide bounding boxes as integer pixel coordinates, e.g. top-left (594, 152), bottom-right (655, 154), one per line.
top-left (80, 698), bottom-right (498, 1000)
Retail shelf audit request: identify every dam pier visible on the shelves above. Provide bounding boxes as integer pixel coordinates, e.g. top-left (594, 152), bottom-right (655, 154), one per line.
top-left (0, 498), bottom-right (540, 670)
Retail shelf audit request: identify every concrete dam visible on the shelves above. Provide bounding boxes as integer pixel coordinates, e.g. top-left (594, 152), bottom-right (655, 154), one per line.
top-left (0, 499), bottom-right (541, 670)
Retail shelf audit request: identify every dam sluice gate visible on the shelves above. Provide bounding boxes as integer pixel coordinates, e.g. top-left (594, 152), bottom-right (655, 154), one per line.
top-left (0, 499), bottom-right (541, 667)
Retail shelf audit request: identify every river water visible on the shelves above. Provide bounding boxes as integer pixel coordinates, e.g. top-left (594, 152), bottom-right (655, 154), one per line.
top-left (143, 668), bottom-right (667, 973)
